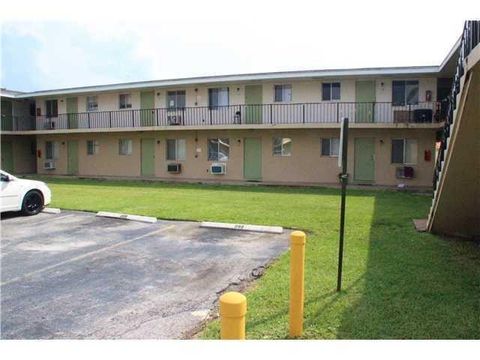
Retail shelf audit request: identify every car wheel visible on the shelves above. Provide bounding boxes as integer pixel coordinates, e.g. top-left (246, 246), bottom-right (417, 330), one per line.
top-left (22, 190), bottom-right (44, 216)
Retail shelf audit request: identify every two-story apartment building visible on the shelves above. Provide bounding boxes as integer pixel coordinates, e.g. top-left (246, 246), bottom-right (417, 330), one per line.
top-left (0, 40), bottom-right (460, 188)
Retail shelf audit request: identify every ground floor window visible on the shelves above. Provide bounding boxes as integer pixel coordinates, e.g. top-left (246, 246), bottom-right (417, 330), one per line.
top-left (208, 138), bottom-right (230, 161)
top-left (273, 137), bottom-right (292, 156)
top-left (392, 139), bottom-right (417, 164)
top-left (45, 141), bottom-right (59, 160)
top-left (166, 139), bottom-right (186, 161)
top-left (87, 140), bottom-right (99, 155)
top-left (321, 138), bottom-right (340, 157)
top-left (119, 139), bottom-right (133, 155)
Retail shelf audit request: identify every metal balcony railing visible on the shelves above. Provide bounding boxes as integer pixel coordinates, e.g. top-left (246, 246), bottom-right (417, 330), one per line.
top-left (2, 101), bottom-right (443, 132)
top-left (433, 20), bottom-right (480, 190)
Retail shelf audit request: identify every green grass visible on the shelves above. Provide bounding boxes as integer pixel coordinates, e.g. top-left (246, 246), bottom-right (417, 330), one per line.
top-left (31, 176), bottom-right (480, 339)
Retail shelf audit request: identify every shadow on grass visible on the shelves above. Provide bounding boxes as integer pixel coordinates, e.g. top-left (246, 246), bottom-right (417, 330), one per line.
top-left (337, 194), bottom-right (480, 339)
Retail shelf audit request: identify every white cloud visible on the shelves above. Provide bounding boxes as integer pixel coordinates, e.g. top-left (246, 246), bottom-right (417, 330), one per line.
top-left (1, 0), bottom-right (475, 90)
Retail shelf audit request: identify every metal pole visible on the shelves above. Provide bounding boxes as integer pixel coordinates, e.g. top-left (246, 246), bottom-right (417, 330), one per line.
top-left (337, 117), bottom-right (349, 292)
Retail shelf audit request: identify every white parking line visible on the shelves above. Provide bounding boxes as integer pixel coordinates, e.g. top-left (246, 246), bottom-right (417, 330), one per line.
top-left (0, 224), bottom-right (175, 287)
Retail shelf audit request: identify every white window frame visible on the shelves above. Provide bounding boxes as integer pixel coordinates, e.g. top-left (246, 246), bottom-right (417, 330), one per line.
top-left (208, 88), bottom-right (229, 109)
top-left (322, 82), bottom-right (341, 101)
top-left (166, 139), bottom-right (186, 161)
top-left (208, 138), bottom-right (230, 161)
top-left (321, 138), bottom-right (340, 157)
top-left (119, 94), bottom-right (132, 109)
top-left (86, 96), bottom-right (98, 112)
top-left (119, 139), bottom-right (133, 156)
top-left (392, 138), bottom-right (417, 165)
top-left (167, 90), bottom-right (186, 109)
top-left (86, 140), bottom-right (99, 155)
top-left (272, 137), bottom-right (292, 156)
top-left (274, 85), bottom-right (292, 103)
top-left (45, 141), bottom-right (59, 160)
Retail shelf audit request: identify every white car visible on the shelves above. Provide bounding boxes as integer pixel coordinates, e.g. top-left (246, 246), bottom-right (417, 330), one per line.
top-left (0, 170), bottom-right (52, 215)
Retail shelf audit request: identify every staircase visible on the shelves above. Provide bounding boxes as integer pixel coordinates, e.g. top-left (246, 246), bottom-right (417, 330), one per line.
top-left (427, 20), bottom-right (480, 239)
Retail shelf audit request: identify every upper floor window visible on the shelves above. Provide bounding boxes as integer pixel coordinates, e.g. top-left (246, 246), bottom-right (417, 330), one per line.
top-left (167, 90), bottom-right (186, 109)
top-left (274, 85), bottom-right (292, 102)
top-left (208, 138), bottom-right (230, 161)
top-left (322, 83), bottom-right (341, 101)
top-left (392, 139), bottom-right (417, 164)
top-left (45, 100), bottom-right (58, 117)
top-left (273, 137), bottom-right (292, 156)
top-left (208, 88), bottom-right (229, 108)
top-left (392, 80), bottom-right (419, 106)
top-left (119, 94), bottom-right (132, 109)
top-left (119, 139), bottom-right (133, 155)
top-left (45, 141), bottom-right (59, 160)
top-left (86, 96), bottom-right (98, 112)
top-left (166, 139), bottom-right (186, 161)
top-left (321, 138), bottom-right (340, 157)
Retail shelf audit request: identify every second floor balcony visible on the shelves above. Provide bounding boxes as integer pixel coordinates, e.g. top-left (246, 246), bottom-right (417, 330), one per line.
top-left (2, 101), bottom-right (445, 132)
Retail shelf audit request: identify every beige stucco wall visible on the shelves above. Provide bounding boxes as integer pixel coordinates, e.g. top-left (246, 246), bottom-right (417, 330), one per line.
top-left (35, 128), bottom-right (436, 187)
top-left (33, 77), bottom-right (438, 115)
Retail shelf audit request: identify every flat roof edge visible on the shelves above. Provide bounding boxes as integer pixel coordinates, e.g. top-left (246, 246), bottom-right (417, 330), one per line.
top-left (14, 65), bottom-right (440, 98)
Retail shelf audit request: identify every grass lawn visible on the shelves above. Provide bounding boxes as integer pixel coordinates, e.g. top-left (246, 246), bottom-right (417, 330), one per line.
top-left (31, 177), bottom-right (480, 339)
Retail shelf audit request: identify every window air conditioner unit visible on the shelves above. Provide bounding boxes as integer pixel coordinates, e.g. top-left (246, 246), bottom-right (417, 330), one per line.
top-left (168, 115), bottom-right (182, 125)
top-left (396, 166), bottom-right (414, 179)
top-left (167, 163), bottom-right (181, 173)
top-left (44, 160), bottom-right (56, 170)
top-left (210, 163), bottom-right (226, 175)
top-left (44, 121), bottom-right (56, 129)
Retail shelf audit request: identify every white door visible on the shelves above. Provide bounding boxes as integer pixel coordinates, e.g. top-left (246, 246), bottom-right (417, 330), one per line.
top-left (0, 174), bottom-right (21, 211)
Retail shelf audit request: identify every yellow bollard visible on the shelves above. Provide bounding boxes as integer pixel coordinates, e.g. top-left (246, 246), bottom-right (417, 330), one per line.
top-left (219, 291), bottom-right (247, 340)
top-left (289, 230), bottom-right (306, 337)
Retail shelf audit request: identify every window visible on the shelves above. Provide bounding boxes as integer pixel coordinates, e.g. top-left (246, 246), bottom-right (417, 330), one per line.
top-left (273, 137), bottom-right (292, 156)
top-left (119, 139), bottom-right (133, 155)
top-left (167, 91), bottom-right (186, 109)
top-left (119, 94), bottom-right (132, 109)
top-left (208, 138), bottom-right (230, 161)
top-left (87, 140), bottom-right (99, 155)
top-left (45, 100), bottom-right (58, 117)
top-left (392, 139), bottom-right (417, 164)
top-left (274, 85), bottom-right (292, 102)
top-left (321, 138), bottom-right (340, 157)
top-left (322, 83), bottom-right (341, 101)
top-left (45, 141), bottom-right (59, 160)
top-left (86, 96), bottom-right (98, 112)
top-left (208, 88), bottom-right (229, 108)
top-left (392, 80), bottom-right (419, 106)
top-left (166, 139), bottom-right (186, 161)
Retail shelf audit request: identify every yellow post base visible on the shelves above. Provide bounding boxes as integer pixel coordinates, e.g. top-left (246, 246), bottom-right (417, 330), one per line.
top-left (219, 292), bottom-right (247, 340)
top-left (289, 230), bottom-right (306, 338)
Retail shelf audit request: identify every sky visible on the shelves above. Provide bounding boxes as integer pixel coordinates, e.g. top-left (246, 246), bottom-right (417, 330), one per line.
top-left (0, 0), bottom-right (478, 92)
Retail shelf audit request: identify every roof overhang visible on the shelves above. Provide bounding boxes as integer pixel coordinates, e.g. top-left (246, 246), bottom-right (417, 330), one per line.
top-left (14, 66), bottom-right (440, 99)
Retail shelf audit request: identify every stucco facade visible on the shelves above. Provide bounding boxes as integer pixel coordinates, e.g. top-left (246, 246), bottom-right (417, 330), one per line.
top-left (33, 127), bottom-right (437, 187)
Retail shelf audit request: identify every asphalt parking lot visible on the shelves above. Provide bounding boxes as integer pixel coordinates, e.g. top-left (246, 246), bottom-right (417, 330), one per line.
top-left (1, 211), bottom-right (289, 339)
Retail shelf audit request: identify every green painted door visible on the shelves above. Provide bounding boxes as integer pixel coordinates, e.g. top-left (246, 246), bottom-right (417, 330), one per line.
top-left (67, 140), bottom-right (79, 175)
top-left (140, 91), bottom-right (155, 126)
top-left (141, 138), bottom-right (155, 177)
top-left (244, 138), bottom-right (262, 181)
top-left (67, 97), bottom-right (78, 129)
top-left (1, 99), bottom-right (13, 131)
top-left (245, 85), bottom-right (263, 124)
top-left (354, 138), bottom-right (375, 183)
top-left (355, 81), bottom-right (376, 123)
top-left (1, 141), bottom-right (14, 172)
